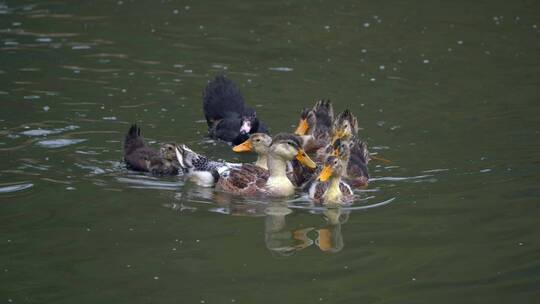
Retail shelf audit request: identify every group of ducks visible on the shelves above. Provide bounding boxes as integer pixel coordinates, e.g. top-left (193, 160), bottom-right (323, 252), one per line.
top-left (123, 75), bottom-right (372, 206)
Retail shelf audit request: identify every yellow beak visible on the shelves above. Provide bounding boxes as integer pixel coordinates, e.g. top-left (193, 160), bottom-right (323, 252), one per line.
top-left (317, 164), bottom-right (333, 181)
top-left (232, 139), bottom-right (253, 152)
top-left (294, 119), bottom-right (309, 135)
top-left (331, 129), bottom-right (346, 143)
top-left (295, 148), bottom-right (316, 169)
top-left (330, 149), bottom-right (339, 157)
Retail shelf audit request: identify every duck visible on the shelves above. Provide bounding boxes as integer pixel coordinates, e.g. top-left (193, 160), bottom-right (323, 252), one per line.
top-left (333, 138), bottom-right (370, 187)
top-left (308, 154), bottom-right (354, 206)
top-left (203, 75), bottom-right (269, 145)
top-left (216, 133), bottom-right (317, 197)
top-left (294, 100), bottom-right (334, 153)
top-left (232, 133), bottom-right (317, 188)
top-left (332, 109), bottom-right (359, 143)
top-left (330, 110), bottom-right (370, 186)
top-left (174, 144), bottom-right (240, 187)
top-left (123, 124), bottom-right (179, 176)
top-left (231, 133), bottom-right (273, 170)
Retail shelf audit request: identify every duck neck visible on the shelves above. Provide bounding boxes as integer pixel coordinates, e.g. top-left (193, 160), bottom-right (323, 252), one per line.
top-left (254, 153), bottom-right (268, 170)
top-left (323, 176), bottom-right (342, 203)
top-left (266, 155), bottom-right (294, 196)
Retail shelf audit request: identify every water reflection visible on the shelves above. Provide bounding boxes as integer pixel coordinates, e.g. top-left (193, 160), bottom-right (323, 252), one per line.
top-left (169, 188), bottom-right (357, 256)
top-left (265, 205), bottom-right (349, 256)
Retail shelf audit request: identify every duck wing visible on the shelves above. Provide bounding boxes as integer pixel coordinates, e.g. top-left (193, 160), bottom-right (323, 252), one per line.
top-left (216, 164), bottom-right (269, 195)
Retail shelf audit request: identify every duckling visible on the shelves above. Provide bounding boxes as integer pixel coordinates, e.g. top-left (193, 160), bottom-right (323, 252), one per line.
top-left (332, 109), bottom-right (358, 143)
top-left (231, 133), bottom-right (273, 170)
top-left (123, 124), bottom-right (179, 175)
top-left (216, 133), bottom-right (317, 197)
top-left (174, 144), bottom-right (240, 187)
top-left (308, 155), bottom-right (353, 206)
top-left (294, 100), bottom-right (334, 153)
top-left (333, 138), bottom-right (370, 187)
top-left (203, 75), bottom-right (269, 145)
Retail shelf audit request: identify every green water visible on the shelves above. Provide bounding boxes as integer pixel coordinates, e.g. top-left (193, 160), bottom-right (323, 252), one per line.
top-left (1, 0), bottom-right (540, 303)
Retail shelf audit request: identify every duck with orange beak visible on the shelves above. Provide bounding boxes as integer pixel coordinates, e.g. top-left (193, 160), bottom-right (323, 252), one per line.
top-left (294, 100), bottom-right (334, 153)
top-left (231, 133), bottom-right (272, 170)
top-left (308, 154), bottom-right (354, 206)
top-left (217, 133), bottom-right (317, 197)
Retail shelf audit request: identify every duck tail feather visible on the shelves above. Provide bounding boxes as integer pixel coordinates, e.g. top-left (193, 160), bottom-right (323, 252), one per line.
top-left (203, 74), bottom-right (246, 125)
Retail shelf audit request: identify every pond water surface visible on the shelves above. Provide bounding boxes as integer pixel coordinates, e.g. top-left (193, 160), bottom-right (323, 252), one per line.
top-left (1, 1), bottom-right (540, 303)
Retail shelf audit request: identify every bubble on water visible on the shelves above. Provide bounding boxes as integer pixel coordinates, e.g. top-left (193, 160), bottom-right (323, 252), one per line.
top-left (102, 116), bottom-right (117, 120)
top-left (154, 276), bottom-right (159, 280)
top-left (457, 40), bottom-right (463, 45)
top-left (363, 22), bottom-right (370, 28)
top-left (36, 37), bottom-right (52, 42)
top-left (43, 105), bottom-right (50, 112)
top-left (370, 78), bottom-right (376, 82)
top-left (379, 65), bottom-right (385, 70)
top-left (185, 6), bottom-right (190, 10)
top-left (361, 49), bottom-right (367, 53)
top-left (423, 59), bottom-right (430, 64)
top-left (66, 186), bottom-right (76, 191)
top-left (324, 25), bottom-right (330, 30)
top-left (173, 9), bottom-right (179, 14)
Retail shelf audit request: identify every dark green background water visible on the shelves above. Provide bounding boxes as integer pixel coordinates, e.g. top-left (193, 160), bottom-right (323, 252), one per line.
top-left (1, 0), bottom-right (539, 303)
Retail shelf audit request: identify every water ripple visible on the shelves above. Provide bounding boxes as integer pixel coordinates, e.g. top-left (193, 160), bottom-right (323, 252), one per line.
top-left (0, 182), bottom-right (33, 194)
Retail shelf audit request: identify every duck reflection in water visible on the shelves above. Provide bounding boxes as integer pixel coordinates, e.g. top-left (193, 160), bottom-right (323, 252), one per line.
top-left (263, 203), bottom-right (350, 256)
top-left (173, 187), bottom-right (349, 255)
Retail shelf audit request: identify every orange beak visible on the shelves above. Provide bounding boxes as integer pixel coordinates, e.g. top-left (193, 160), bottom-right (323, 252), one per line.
top-left (317, 165), bottom-right (333, 181)
top-left (294, 119), bottom-right (309, 135)
top-left (296, 148), bottom-right (316, 169)
top-left (332, 129), bottom-right (347, 143)
top-left (232, 139), bottom-right (253, 152)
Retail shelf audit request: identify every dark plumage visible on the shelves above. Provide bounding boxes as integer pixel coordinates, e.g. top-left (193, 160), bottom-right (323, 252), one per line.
top-left (123, 124), bottom-right (179, 176)
top-left (203, 75), bottom-right (268, 145)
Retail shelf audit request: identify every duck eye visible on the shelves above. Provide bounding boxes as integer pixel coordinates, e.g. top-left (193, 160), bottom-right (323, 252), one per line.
top-left (255, 139), bottom-right (260, 142)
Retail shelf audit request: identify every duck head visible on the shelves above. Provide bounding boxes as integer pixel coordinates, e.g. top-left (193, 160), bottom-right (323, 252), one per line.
top-left (331, 138), bottom-right (352, 160)
top-left (332, 109), bottom-right (358, 143)
top-left (294, 108), bottom-right (316, 136)
top-left (240, 107), bottom-right (258, 134)
top-left (270, 133), bottom-right (316, 168)
top-left (160, 143), bottom-right (178, 161)
top-left (232, 133), bottom-right (272, 155)
top-left (318, 155), bottom-right (345, 182)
